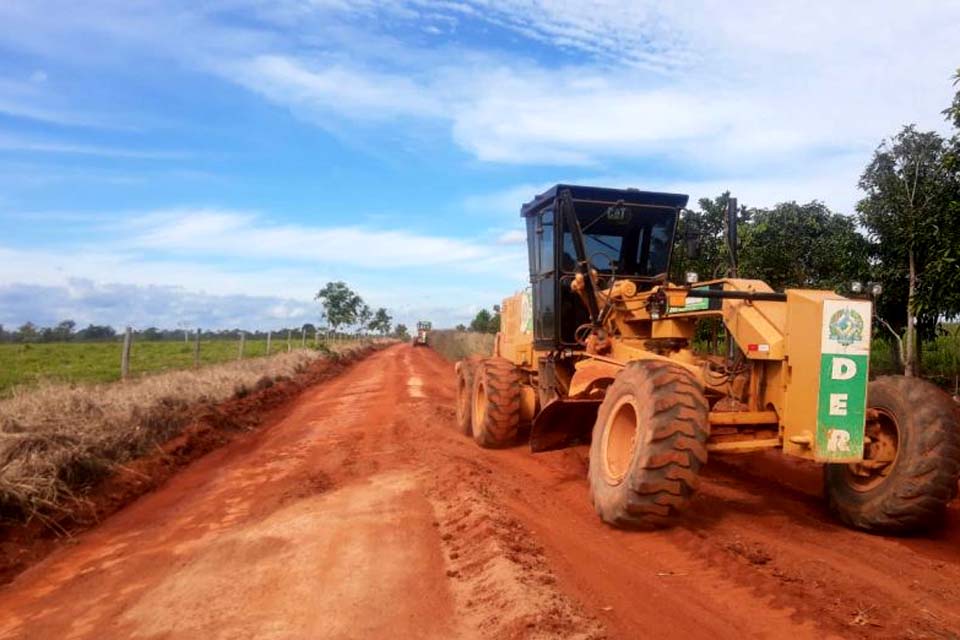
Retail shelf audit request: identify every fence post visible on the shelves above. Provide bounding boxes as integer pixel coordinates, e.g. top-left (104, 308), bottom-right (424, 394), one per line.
top-left (238, 331), bottom-right (245, 360)
top-left (287, 329), bottom-right (292, 352)
top-left (120, 326), bottom-right (132, 380)
top-left (314, 328), bottom-right (319, 345)
top-left (266, 330), bottom-right (272, 355)
top-left (194, 328), bottom-right (201, 368)
top-left (301, 327), bottom-right (306, 348)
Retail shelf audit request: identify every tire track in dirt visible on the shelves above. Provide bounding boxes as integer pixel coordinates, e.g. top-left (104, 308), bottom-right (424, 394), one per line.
top-left (3, 344), bottom-right (959, 639)
top-left (407, 346), bottom-right (960, 640)
top-left (0, 345), bottom-right (603, 640)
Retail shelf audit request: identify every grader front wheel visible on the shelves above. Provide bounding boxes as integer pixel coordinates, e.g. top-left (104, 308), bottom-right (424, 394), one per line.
top-left (825, 376), bottom-right (960, 534)
top-left (588, 360), bottom-right (710, 529)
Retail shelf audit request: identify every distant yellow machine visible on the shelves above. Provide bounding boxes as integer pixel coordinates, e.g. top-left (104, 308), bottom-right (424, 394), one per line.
top-left (456, 184), bottom-right (960, 533)
top-left (413, 321), bottom-right (432, 347)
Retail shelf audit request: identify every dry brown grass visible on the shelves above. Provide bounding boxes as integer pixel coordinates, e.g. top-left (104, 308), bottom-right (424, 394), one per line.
top-left (429, 330), bottom-right (495, 362)
top-left (0, 345), bottom-right (365, 525)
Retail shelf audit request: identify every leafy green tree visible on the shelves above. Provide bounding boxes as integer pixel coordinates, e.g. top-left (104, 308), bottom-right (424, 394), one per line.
top-left (314, 281), bottom-right (364, 334)
top-left (469, 307), bottom-right (501, 333)
top-left (76, 324), bottom-right (117, 340)
top-left (470, 309), bottom-right (492, 332)
top-left (393, 323), bottom-right (410, 340)
top-left (671, 192), bottom-right (750, 282)
top-left (368, 308), bottom-right (392, 335)
top-left (739, 201), bottom-right (870, 291)
top-left (52, 319), bottom-right (76, 341)
top-left (357, 303), bottom-right (372, 335)
top-left (17, 322), bottom-right (38, 342)
top-left (857, 125), bottom-right (960, 376)
top-left (455, 323), bottom-right (467, 331)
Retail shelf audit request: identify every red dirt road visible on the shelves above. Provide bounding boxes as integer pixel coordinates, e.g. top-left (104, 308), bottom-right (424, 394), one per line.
top-left (2, 344), bottom-right (959, 639)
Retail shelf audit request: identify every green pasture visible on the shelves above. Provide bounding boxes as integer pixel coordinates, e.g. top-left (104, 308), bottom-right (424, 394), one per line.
top-left (0, 339), bottom-right (312, 393)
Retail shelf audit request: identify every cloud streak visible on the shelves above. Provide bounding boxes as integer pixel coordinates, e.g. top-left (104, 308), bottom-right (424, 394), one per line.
top-left (125, 208), bottom-right (499, 267)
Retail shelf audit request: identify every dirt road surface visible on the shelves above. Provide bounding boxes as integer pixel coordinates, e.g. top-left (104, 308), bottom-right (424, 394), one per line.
top-left (2, 344), bottom-right (959, 639)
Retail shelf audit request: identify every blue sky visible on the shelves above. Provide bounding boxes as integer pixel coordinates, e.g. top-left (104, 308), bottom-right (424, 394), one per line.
top-left (0, 1), bottom-right (958, 331)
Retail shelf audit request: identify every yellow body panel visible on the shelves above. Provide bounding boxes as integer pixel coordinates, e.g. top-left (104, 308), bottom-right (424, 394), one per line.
top-left (494, 278), bottom-right (869, 462)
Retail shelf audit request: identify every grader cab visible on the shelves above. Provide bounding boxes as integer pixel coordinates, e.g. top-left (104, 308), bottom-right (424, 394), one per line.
top-left (455, 184), bottom-right (960, 533)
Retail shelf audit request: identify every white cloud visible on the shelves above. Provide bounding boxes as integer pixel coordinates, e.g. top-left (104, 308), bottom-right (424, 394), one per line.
top-left (470, 151), bottom-right (873, 221)
top-left (219, 54), bottom-right (445, 122)
top-left (2, 1), bottom-right (956, 173)
top-left (0, 280), bottom-right (317, 331)
top-left (0, 204), bottom-right (529, 329)
top-left (496, 229), bottom-right (527, 245)
top-left (0, 132), bottom-right (186, 159)
top-left (125, 208), bottom-right (501, 267)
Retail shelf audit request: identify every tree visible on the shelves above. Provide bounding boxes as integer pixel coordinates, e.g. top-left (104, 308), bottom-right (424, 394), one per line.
top-left (739, 201), bottom-right (870, 291)
top-left (671, 192), bottom-right (749, 282)
top-left (470, 309), bottom-right (492, 332)
top-left (76, 324), bottom-right (117, 340)
top-left (314, 281), bottom-right (364, 334)
top-left (394, 323), bottom-right (410, 340)
top-left (17, 322), bottom-right (38, 342)
top-left (52, 319), bottom-right (76, 341)
top-left (469, 307), bottom-right (501, 333)
top-left (455, 323), bottom-right (467, 332)
top-left (944, 67), bottom-right (960, 130)
top-left (357, 303), bottom-right (372, 335)
top-left (368, 308), bottom-right (392, 335)
top-left (857, 125), bottom-right (960, 376)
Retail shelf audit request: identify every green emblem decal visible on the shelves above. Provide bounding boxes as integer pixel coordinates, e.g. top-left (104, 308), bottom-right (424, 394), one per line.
top-left (827, 308), bottom-right (865, 347)
top-left (816, 300), bottom-right (872, 462)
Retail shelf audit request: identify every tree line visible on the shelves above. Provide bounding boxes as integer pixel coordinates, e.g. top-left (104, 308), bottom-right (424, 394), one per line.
top-left (672, 71), bottom-right (960, 377)
top-left (0, 322), bottom-right (355, 344)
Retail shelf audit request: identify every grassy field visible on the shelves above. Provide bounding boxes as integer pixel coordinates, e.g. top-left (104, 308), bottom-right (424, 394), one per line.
top-left (0, 339), bottom-right (334, 394)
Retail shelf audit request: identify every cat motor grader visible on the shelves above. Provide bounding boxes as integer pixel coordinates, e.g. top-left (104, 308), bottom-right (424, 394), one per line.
top-left (413, 321), bottom-right (432, 347)
top-left (455, 184), bottom-right (960, 533)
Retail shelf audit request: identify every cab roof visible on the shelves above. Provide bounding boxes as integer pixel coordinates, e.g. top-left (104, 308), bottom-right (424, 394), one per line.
top-left (520, 184), bottom-right (689, 217)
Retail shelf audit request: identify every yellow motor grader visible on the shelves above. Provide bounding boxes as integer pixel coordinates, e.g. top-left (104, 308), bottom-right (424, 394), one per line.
top-left (456, 184), bottom-right (960, 533)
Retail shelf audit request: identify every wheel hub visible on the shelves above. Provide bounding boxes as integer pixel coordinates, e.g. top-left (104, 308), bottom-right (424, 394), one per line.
top-left (472, 380), bottom-right (487, 438)
top-left (846, 407), bottom-right (899, 491)
top-left (602, 397), bottom-right (639, 485)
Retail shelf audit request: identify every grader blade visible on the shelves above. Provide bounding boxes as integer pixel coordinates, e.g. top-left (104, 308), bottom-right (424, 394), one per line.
top-left (529, 398), bottom-right (599, 452)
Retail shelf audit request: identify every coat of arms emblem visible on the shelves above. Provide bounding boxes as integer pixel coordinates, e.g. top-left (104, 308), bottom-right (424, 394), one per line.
top-left (828, 308), bottom-right (865, 347)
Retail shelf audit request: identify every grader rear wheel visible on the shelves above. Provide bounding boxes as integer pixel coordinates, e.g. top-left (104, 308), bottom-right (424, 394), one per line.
top-left (471, 357), bottom-right (521, 448)
top-left (455, 357), bottom-right (482, 436)
top-left (825, 376), bottom-right (960, 534)
top-left (588, 360), bottom-right (710, 529)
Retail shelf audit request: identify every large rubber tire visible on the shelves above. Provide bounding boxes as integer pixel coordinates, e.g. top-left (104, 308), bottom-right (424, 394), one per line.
top-left (471, 357), bottom-right (521, 448)
top-left (455, 356), bottom-right (482, 436)
top-left (588, 360), bottom-right (710, 529)
top-left (825, 376), bottom-right (960, 534)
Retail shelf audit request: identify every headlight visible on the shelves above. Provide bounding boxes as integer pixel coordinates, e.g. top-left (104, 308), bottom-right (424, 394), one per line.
top-left (850, 281), bottom-right (863, 293)
top-left (870, 283), bottom-right (883, 296)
